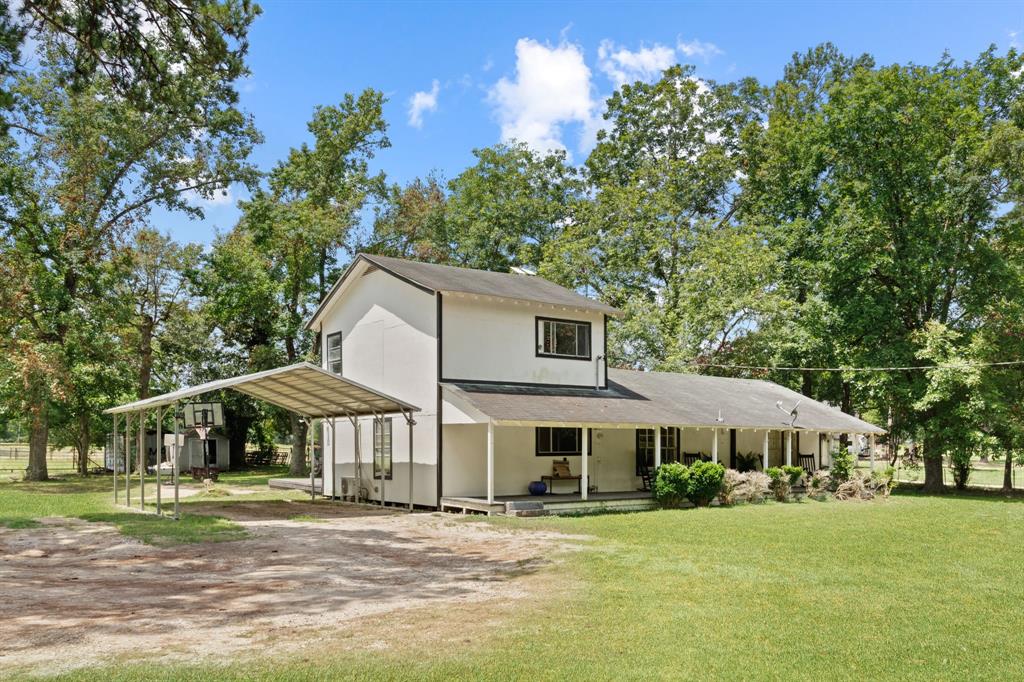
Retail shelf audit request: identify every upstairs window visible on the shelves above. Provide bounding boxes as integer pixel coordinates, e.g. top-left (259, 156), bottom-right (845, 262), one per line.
top-left (537, 317), bottom-right (591, 360)
top-left (373, 417), bottom-right (392, 480)
top-left (326, 332), bottom-right (342, 375)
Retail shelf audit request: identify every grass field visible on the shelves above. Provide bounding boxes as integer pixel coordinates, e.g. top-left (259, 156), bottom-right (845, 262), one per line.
top-left (4, 470), bottom-right (1024, 680)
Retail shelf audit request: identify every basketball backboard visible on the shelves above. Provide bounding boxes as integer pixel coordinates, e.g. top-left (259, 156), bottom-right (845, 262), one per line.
top-left (181, 402), bottom-right (224, 429)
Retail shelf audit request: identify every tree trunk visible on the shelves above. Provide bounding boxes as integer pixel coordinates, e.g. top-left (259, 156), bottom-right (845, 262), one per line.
top-left (76, 412), bottom-right (90, 476)
top-left (288, 414), bottom-right (308, 476)
top-left (25, 400), bottom-right (49, 481)
top-left (228, 415), bottom-right (252, 470)
top-left (139, 314), bottom-right (154, 399)
top-left (1003, 451), bottom-right (1014, 493)
top-left (922, 436), bottom-right (944, 493)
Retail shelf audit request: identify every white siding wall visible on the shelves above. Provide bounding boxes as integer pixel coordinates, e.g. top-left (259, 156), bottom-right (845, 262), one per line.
top-left (443, 424), bottom-right (639, 497)
top-left (441, 295), bottom-right (607, 388)
top-left (317, 268), bottom-right (438, 505)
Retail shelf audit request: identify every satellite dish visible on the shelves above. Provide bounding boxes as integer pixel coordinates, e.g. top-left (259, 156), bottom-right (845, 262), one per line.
top-left (776, 399), bottom-right (802, 427)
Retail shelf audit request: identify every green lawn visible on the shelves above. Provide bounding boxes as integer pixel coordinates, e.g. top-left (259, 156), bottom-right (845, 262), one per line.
top-left (28, 490), bottom-right (1024, 681)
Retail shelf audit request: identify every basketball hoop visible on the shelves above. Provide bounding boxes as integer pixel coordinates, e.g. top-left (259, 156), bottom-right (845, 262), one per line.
top-left (194, 426), bottom-right (210, 441)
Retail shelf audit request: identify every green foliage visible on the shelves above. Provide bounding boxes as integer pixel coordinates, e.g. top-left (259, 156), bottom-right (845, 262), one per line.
top-left (782, 465), bottom-right (806, 487)
top-left (830, 449), bottom-right (855, 486)
top-left (950, 451), bottom-right (973, 490)
top-left (653, 462), bottom-right (690, 509)
top-left (765, 466), bottom-right (791, 501)
top-left (735, 452), bottom-right (760, 473)
top-left (686, 460), bottom-right (726, 507)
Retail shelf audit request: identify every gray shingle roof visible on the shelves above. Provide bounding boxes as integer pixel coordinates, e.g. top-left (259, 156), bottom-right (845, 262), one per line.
top-left (361, 254), bottom-right (621, 315)
top-left (442, 368), bottom-right (883, 433)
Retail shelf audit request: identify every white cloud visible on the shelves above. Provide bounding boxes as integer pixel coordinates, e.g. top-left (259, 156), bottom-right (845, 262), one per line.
top-left (185, 186), bottom-right (234, 207)
top-left (597, 40), bottom-right (676, 87)
top-left (488, 38), bottom-right (596, 156)
top-left (407, 79), bottom-right (440, 129)
top-left (677, 37), bottom-right (723, 62)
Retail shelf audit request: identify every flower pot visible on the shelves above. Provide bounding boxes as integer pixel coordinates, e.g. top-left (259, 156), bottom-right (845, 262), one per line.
top-left (528, 480), bottom-right (547, 496)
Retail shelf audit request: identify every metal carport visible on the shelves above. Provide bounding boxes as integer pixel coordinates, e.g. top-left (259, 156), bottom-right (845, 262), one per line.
top-left (103, 362), bottom-right (420, 518)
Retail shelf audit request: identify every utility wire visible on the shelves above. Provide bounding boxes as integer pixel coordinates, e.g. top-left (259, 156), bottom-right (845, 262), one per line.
top-left (683, 360), bottom-right (1024, 372)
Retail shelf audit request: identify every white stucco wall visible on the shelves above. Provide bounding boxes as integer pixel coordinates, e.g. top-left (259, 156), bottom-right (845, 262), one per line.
top-left (441, 295), bottom-right (608, 388)
top-left (316, 267), bottom-right (439, 505)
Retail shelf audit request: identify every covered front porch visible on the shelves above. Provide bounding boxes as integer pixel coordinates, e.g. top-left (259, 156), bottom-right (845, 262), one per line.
top-left (442, 420), bottom-right (866, 515)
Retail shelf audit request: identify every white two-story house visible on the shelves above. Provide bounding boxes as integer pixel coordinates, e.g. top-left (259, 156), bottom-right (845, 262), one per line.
top-left (307, 254), bottom-right (883, 514)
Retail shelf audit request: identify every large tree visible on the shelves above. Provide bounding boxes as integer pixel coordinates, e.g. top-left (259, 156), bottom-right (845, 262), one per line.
top-left (0, 22), bottom-right (259, 480)
top-left (547, 65), bottom-right (773, 370)
top-left (207, 89), bottom-right (389, 476)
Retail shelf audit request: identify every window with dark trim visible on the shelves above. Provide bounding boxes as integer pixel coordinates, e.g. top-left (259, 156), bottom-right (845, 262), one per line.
top-left (373, 417), bottom-right (392, 480)
top-left (326, 331), bottom-right (343, 375)
top-left (636, 427), bottom-right (679, 474)
top-left (535, 427), bottom-right (592, 456)
top-left (536, 317), bottom-right (591, 360)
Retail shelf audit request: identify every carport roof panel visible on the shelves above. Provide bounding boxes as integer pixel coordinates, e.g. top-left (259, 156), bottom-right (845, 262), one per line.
top-left (103, 362), bottom-right (419, 417)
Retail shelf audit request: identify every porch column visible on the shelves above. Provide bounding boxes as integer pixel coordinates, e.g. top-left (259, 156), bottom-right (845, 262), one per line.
top-left (486, 420), bottom-right (494, 505)
top-left (762, 430), bottom-right (769, 471)
top-left (581, 426), bottom-right (589, 502)
top-left (654, 427), bottom-right (662, 468)
top-left (869, 433), bottom-right (876, 471)
top-left (785, 430), bottom-right (792, 467)
top-left (711, 428), bottom-right (719, 464)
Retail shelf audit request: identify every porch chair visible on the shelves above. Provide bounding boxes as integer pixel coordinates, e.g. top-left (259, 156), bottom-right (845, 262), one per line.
top-left (683, 452), bottom-right (703, 467)
top-left (638, 465), bottom-right (654, 492)
top-left (797, 453), bottom-right (816, 474)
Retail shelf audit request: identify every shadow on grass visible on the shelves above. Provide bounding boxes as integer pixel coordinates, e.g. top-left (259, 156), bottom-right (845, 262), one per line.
top-left (78, 512), bottom-right (248, 546)
top-left (0, 517), bottom-right (41, 529)
top-left (893, 485), bottom-right (1024, 504)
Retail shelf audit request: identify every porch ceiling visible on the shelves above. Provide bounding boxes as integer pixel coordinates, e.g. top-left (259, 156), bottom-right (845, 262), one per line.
top-left (442, 369), bottom-right (884, 434)
top-left (103, 362), bottom-right (419, 418)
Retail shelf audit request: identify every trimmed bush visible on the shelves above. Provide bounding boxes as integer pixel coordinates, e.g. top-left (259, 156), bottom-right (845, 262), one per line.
top-left (687, 460), bottom-right (725, 507)
top-left (766, 467), bottom-right (790, 502)
top-left (830, 449), bottom-right (854, 486)
top-left (782, 465), bottom-right (805, 488)
top-left (653, 462), bottom-right (689, 508)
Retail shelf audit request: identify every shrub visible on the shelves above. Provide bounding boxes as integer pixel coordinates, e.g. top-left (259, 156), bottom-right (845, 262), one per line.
top-left (742, 471), bottom-right (771, 503)
top-left (735, 452), bottom-right (760, 473)
top-left (766, 467), bottom-right (790, 502)
top-left (830, 448), bottom-right (855, 486)
top-left (806, 470), bottom-right (831, 500)
top-left (950, 450), bottom-right (972, 490)
top-left (720, 468), bottom-right (744, 505)
top-left (653, 462), bottom-right (689, 508)
top-left (782, 465), bottom-right (806, 487)
top-left (687, 460), bottom-right (725, 507)
top-left (870, 466), bottom-right (897, 497)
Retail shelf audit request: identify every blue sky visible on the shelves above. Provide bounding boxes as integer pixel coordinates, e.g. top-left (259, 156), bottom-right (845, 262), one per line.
top-left (160, 0), bottom-right (1024, 245)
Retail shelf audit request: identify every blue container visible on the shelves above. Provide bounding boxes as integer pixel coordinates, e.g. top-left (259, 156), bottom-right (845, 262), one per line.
top-left (528, 480), bottom-right (547, 496)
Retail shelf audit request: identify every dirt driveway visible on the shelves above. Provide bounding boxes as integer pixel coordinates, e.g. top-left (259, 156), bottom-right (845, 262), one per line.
top-left (0, 503), bottom-right (580, 676)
